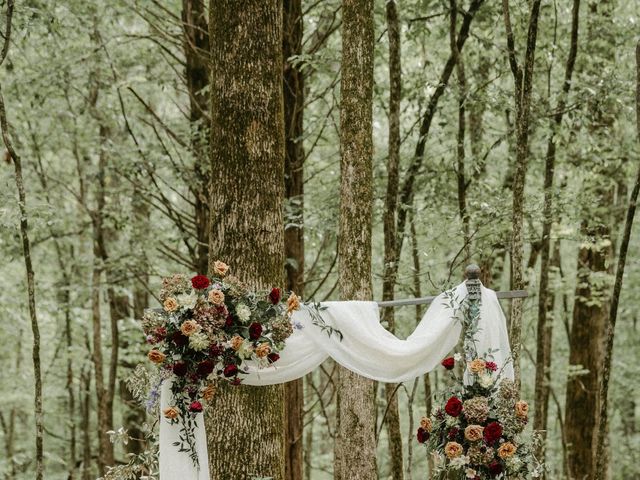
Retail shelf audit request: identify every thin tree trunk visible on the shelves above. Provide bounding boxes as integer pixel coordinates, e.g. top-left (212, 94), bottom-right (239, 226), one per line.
top-left (205, 1), bottom-right (286, 478)
top-left (283, 1), bottom-right (305, 478)
top-left (0, 3), bottom-right (43, 477)
top-left (382, 1), bottom-right (404, 479)
top-left (595, 40), bottom-right (640, 480)
top-left (182, 0), bottom-right (210, 273)
top-left (534, 0), bottom-right (581, 469)
top-left (335, 1), bottom-right (376, 479)
top-left (80, 360), bottom-right (92, 480)
top-left (502, 0), bottom-right (542, 387)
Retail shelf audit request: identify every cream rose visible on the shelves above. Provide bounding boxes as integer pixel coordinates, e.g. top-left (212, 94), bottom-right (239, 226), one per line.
top-left (147, 349), bottom-right (166, 364)
top-left (208, 289), bottom-right (225, 305)
top-left (180, 320), bottom-right (200, 336)
top-left (498, 441), bottom-right (517, 459)
top-left (163, 406), bottom-right (179, 419)
top-left (464, 424), bottom-right (484, 442)
top-left (230, 335), bottom-right (244, 351)
top-left (163, 297), bottom-right (179, 312)
top-left (287, 292), bottom-right (301, 313)
top-left (213, 260), bottom-right (229, 277)
top-left (515, 400), bottom-right (529, 419)
top-left (445, 441), bottom-right (463, 459)
top-left (420, 416), bottom-right (433, 432)
top-left (255, 343), bottom-right (272, 358)
top-left (468, 358), bottom-right (486, 374)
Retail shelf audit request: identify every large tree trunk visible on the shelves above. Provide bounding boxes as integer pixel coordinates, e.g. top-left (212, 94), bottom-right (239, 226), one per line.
top-left (182, 0), bottom-right (210, 273)
top-left (283, 0), bottom-right (305, 478)
top-left (502, 0), bottom-right (542, 386)
top-left (564, 3), bottom-right (618, 478)
top-left (205, 2), bottom-right (286, 478)
top-left (534, 0), bottom-right (581, 470)
top-left (382, 1), bottom-right (404, 479)
top-left (334, 1), bottom-right (377, 479)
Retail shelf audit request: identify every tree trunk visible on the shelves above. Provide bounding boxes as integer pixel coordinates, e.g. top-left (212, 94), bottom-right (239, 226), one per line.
top-left (534, 0), bottom-right (581, 470)
top-left (335, 0), bottom-right (377, 479)
top-left (594, 39), bottom-right (640, 480)
top-left (565, 2), bottom-right (618, 478)
top-left (205, 2), bottom-right (286, 478)
top-left (283, 0), bottom-right (305, 478)
top-left (382, 1), bottom-right (404, 479)
top-left (502, 0), bottom-right (542, 387)
top-left (0, 3), bottom-right (44, 476)
top-left (182, 0), bottom-right (210, 273)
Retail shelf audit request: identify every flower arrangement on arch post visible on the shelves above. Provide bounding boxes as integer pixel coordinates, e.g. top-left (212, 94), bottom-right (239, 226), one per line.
top-left (141, 261), bottom-right (300, 467)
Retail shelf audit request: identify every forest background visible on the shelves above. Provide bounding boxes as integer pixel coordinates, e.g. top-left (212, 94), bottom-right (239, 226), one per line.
top-left (0, 0), bottom-right (639, 479)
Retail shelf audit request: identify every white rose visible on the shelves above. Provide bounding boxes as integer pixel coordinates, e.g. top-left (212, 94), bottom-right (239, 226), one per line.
top-left (236, 304), bottom-right (251, 322)
top-left (479, 373), bottom-right (494, 388)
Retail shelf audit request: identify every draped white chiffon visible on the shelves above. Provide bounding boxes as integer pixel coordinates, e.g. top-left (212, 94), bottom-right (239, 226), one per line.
top-left (159, 281), bottom-right (514, 479)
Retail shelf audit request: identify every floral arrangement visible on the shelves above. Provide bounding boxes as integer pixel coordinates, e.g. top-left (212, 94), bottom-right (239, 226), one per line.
top-left (416, 287), bottom-right (543, 479)
top-left (141, 261), bottom-right (300, 467)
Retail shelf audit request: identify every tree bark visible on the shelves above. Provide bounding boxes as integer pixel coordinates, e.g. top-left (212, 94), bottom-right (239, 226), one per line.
top-left (594, 39), bottom-right (640, 480)
top-left (205, 1), bottom-right (286, 478)
top-left (335, 0), bottom-right (377, 479)
top-left (182, 0), bottom-right (210, 273)
top-left (0, 3), bottom-right (44, 477)
top-left (382, 1), bottom-right (404, 479)
top-left (533, 0), bottom-right (581, 470)
top-left (283, 0), bottom-right (305, 478)
top-left (502, 0), bottom-right (542, 387)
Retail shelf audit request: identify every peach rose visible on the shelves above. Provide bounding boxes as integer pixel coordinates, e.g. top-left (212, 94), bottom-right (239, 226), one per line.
top-left (464, 424), bottom-right (484, 442)
top-left (420, 416), bottom-right (433, 432)
top-left (498, 441), bottom-right (517, 459)
top-left (468, 358), bottom-right (486, 374)
top-left (208, 289), bottom-right (225, 305)
top-left (203, 384), bottom-right (217, 402)
top-left (445, 441), bottom-right (463, 459)
top-left (180, 320), bottom-right (200, 336)
top-left (147, 349), bottom-right (166, 364)
top-left (287, 292), bottom-right (301, 314)
top-left (163, 297), bottom-right (179, 312)
top-left (515, 400), bottom-right (529, 419)
top-left (255, 343), bottom-right (272, 358)
top-left (212, 260), bottom-right (229, 277)
top-left (163, 406), bottom-right (179, 419)
top-left (230, 335), bottom-right (244, 351)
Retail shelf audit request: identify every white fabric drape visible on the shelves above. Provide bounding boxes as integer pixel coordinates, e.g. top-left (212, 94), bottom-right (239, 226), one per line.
top-left (159, 281), bottom-right (514, 479)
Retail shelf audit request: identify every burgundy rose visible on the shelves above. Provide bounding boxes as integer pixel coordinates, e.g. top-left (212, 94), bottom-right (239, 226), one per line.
top-left (267, 352), bottom-right (280, 364)
top-left (269, 287), bottom-right (281, 304)
top-left (249, 322), bottom-right (263, 340)
top-left (444, 396), bottom-right (463, 417)
top-left (441, 357), bottom-right (455, 370)
top-left (196, 359), bottom-right (215, 377)
top-left (231, 377), bottom-right (242, 386)
top-left (189, 401), bottom-right (203, 413)
top-left (447, 427), bottom-right (459, 440)
top-left (225, 314), bottom-right (234, 328)
top-left (488, 460), bottom-right (503, 477)
top-left (209, 344), bottom-right (223, 357)
top-left (223, 364), bottom-right (238, 378)
top-left (191, 275), bottom-right (210, 290)
top-left (486, 361), bottom-right (498, 372)
top-left (416, 427), bottom-right (430, 443)
top-left (171, 331), bottom-right (189, 347)
top-left (483, 421), bottom-right (503, 445)
top-left (172, 361), bottom-right (188, 377)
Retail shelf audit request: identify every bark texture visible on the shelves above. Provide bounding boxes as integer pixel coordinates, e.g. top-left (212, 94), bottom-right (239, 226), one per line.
top-left (283, 0), bottom-right (305, 477)
top-left (205, 2), bottom-right (286, 479)
top-left (382, 1), bottom-right (404, 479)
top-left (335, 0), bottom-right (377, 478)
top-left (533, 0), bottom-right (581, 469)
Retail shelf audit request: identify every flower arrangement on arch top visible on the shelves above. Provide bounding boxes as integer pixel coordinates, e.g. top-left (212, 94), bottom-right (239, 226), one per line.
top-left (416, 356), bottom-right (543, 479)
top-left (141, 262), bottom-right (301, 466)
